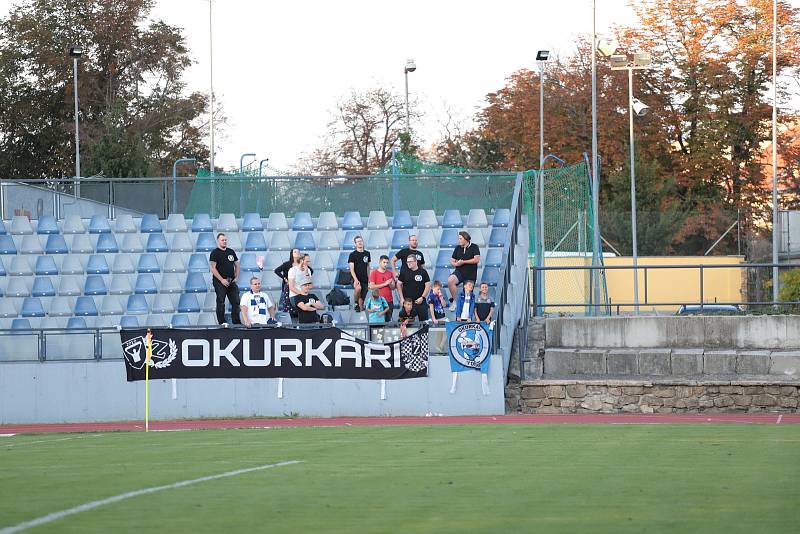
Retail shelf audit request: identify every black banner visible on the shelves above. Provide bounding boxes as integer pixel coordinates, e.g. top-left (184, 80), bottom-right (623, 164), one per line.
top-left (120, 325), bottom-right (428, 381)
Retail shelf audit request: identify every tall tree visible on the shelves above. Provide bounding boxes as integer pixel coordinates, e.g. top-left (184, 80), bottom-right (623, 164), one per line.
top-left (0, 0), bottom-right (212, 179)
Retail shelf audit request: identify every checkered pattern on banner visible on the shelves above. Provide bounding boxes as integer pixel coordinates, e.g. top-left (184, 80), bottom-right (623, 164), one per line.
top-left (400, 330), bottom-right (428, 372)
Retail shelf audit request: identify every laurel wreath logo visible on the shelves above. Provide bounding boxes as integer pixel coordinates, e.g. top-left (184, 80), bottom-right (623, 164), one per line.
top-left (148, 339), bottom-right (177, 369)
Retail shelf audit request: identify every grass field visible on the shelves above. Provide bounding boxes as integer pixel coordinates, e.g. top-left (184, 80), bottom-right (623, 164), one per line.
top-left (1, 424), bottom-right (799, 533)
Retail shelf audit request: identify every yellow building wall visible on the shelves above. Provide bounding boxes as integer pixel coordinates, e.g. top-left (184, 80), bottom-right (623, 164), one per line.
top-left (538, 256), bottom-right (746, 314)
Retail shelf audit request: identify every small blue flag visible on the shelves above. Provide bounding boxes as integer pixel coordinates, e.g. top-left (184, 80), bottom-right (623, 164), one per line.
top-left (446, 322), bottom-right (492, 374)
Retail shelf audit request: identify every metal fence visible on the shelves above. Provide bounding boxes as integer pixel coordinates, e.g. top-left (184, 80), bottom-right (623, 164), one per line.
top-left (1, 174), bottom-right (517, 220)
top-left (530, 262), bottom-right (799, 316)
top-left (0, 323), bottom-right (457, 363)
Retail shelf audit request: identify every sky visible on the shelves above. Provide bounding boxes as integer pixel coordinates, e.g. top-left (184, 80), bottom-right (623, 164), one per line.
top-left (0, 0), bottom-right (798, 172)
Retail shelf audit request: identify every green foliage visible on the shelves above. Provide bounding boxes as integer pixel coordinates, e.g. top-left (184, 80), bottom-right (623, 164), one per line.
top-left (778, 268), bottom-right (800, 303)
top-left (0, 0), bottom-right (211, 178)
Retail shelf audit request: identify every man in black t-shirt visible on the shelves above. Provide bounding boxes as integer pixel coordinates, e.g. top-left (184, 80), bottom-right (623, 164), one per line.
top-left (391, 234), bottom-right (426, 278)
top-left (209, 232), bottom-right (241, 325)
top-left (396, 254), bottom-right (431, 321)
top-left (448, 230), bottom-right (480, 311)
top-left (348, 235), bottom-right (371, 312)
top-left (294, 282), bottom-right (325, 323)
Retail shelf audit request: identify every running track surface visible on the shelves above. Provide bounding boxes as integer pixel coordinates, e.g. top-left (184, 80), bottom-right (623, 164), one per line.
top-left (1, 413), bottom-right (799, 434)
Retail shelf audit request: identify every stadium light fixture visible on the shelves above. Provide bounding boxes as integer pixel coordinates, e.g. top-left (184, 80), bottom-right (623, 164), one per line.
top-left (536, 48), bottom-right (551, 312)
top-left (536, 50), bottom-right (550, 61)
top-left (606, 50), bottom-right (655, 314)
top-left (597, 38), bottom-right (618, 58)
top-left (68, 45), bottom-right (83, 197)
top-left (404, 59), bottom-right (416, 135)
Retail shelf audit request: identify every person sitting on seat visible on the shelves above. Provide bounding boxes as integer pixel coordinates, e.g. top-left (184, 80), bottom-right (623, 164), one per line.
top-left (239, 276), bottom-right (277, 328)
top-left (294, 281), bottom-right (325, 324)
top-left (454, 279), bottom-right (476, 323)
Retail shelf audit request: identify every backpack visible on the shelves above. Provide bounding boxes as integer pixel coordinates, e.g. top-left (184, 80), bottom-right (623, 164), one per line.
top-left (335, 269), bottom-right (354, 286)
top-left (326, 287), bottom-right (351, 306)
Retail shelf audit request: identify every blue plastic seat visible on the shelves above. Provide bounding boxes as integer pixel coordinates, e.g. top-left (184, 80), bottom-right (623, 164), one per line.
top-left (391, 230), bottom-right (410, 250)
top-left (366, 230), bottom-right (388, 250)
top-left (191, 213), bottom-right (213, 232)
top-left (484, 248), bottom-right (503, 268)
top-left (119, 315), bottom-right (139, 328)
top-left (114, 214), bottom-right (137, 233)
top-left (34, 256), bottom-right (58, 275)
top-left (84, 274), bottom-right (108, 295)
top-left (10, 215), bottom-right (34, 235)
top-left (86, 254), bottom-right (110, 275)
top-left (111, 255), bottom-right (135, 274)
top-left (109, 274), bottom-right (134, 295)
top-left (146, 233), bottom-right (169, 253)
top-left (441, 209), bottom-right (464, 228)
top-left (366, 211), bottom-right (389, 230)
top-left (336, 251), bottom-right (351, 272)
top-left (88, 215), bottom-right (112, 234)
top-left (432, 268), bottom-right (451, 285)
top-left (240, 213), bottom-right (264, 232)
top-left (439, 228), bottom-right (459, 248)
top-left (240, 253), bottom-right (260, 273)
top-left (215, 213), bottom-right (238, 232)
top-left (317, 212), bottom-right (339, 231)
top-left (0, 235), bottom-right (16, 254)
top-left (119, 234), bottom-right (143, 253)
top-left (342, 211), bottom-right (363, 230)
top-left (291, 212), bottom-right (314, 231)
top-left (294, 231), bottom-right (316, 251)
top-left (134, 274), bottom-right (158, 294)
top-left (21, 297), bottom-right (46, 317)
top-left (6, 277), bottom-right (29, 297)
top-left (187, 253), bottom-right (209, 273)
top-left (126, 294), bottom-right (150, 315)
top-left (195, 232), bottom-right (216, 252)
top-left (342, 230), bottom-right (360, 251)
top-left (36, 215), bottom-right (60, 234)
top-left (137, 254), bottom-right (161, 274)
top-left (417, 210), bottom-right (439, 229)
top-left (165, 213), bottom-right (188, 233)
top-left (140, 214), bottom-right (163, 233)
top-left (268, 232), bottom-right (291, 251)
top-left (244, 232), bottom-right (267, 251)
top-left (171, 314), bottom-right (191, 327)
top-left (266, 212), bottom-right (289, 231)
top-left (163, 255), bottom-right (186, 273)
top-left (467, 209), bottom-right (489, 228)
top-left (435, 249), bottom-right (453, 268)
top-left (169, 233), bottom-right (193, 253)
top-left (74, 296), bottom-right (98, 316)
top-left (488, 228), bottom-right (507, 247)
top-left (151, 294), bottom-right (175, 314)
top-left (492, 208), bottom-right (511, 227)
top-left (391, 210), bottom-right (413, 229)
top-left (95, 233), bottom-right (119, 253)
top-left (184, 272), bottom-right (208, 293)
top-left (176, 293), bottom-right (201, 313)
top-left (66, 317), bottom-right (88, 329)
top-left (32, 277), bottom-right (56, 297)
top-left (481, 266), bottom-right (501, 287)
top-left (11, 318), bottom-right (32, 330)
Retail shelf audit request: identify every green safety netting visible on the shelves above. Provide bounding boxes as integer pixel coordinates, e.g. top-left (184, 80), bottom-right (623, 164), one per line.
top-left (523, 160), bottom-right (609, 315)
top-left (184, 155), bottom-right (516, 218)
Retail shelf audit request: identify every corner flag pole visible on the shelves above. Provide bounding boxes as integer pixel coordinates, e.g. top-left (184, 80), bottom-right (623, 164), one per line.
top-left (145, 328), bottom-right (152, 432)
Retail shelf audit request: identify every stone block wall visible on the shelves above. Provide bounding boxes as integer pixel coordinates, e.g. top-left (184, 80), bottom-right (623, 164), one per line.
top-left (507, 380), bottom-right (799, 414)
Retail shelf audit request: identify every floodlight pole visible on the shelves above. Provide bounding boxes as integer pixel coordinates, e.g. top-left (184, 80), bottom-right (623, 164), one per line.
top-left (772, 0), bottom-right (779, 303)
top-left (627, 67), bottom-right (640, 314)
top-left (538, 61), bottom-right (546, 316)
top-left (209, 0), bottom-right (216, 216)
top-left (590, 0), bottom-right (601, 315)
top-left (72, 56), bottom-right (81, 197)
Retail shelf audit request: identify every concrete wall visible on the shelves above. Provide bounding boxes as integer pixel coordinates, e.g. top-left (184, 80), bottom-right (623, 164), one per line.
top-left (0, 354), bottom-right (505, 424)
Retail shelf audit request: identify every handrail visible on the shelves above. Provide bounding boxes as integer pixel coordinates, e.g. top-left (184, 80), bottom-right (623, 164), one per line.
top-left (493, 172), bottom-right (525, 351)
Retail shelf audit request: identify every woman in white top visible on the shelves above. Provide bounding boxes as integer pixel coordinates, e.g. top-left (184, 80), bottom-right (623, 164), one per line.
top-left (288, 253), bottom-right (313, 308)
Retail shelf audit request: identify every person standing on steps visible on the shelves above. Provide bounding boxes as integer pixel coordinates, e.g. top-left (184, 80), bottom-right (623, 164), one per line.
top-left (209, 232), bottom-right (241, 325)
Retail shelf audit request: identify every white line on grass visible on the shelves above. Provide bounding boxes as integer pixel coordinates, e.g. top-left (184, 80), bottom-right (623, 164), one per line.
top-left (1, 435), bottom-right (102, 449)
top-left (0, 434), bottom-right (16, 437)
top-left (0, 460), bottom-right (302, 534)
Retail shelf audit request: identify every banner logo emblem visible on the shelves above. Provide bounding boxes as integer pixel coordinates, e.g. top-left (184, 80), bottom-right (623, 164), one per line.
top-left (122, 336), bottom-right (177, 370)
top-left (448, 324), bottom-right (490, 369)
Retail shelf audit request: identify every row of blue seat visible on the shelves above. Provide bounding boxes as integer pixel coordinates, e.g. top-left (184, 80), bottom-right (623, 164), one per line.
top-left (1, 209), bottom-right (511, 236)
top-left (0, 264), bottom-right (502, 298)
top-left (0, 226), bottom-right (510, 256)
top-left (0, 247), bottom-right (505, 277)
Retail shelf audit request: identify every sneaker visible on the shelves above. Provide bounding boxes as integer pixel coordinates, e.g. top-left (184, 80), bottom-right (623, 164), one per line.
top-left (354, 305), bottom-right (361, 312)
top-left (449, 302), bottom-right (456, 312)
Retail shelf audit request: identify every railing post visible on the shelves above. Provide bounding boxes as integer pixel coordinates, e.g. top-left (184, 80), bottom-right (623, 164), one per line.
top-left (699, 265), bottom-right (704, 312)
top-left (38, 330), bottom-right (45, 362)
top-left (644, 267), bottom-right (648, 304)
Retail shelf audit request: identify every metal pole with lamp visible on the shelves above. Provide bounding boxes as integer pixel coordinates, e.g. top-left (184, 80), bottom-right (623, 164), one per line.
top-left (535, 50), bottom-right (550, 317)
top-left (69, 46), bottom-right (83, 198)
top-left (395, 59), bottom-right (416, 216)
top-left (772, 0), bottom-right (779, 303)
top-left (239, 153), bottom-right (256, 216)
top-left (172, 158), bottom-right (197, 214)
top-left (404, 59), bottom-right (416, 135)
top-left (609, 52), bottom-right (652, 314)
top-left (208, 0), bottom-right (216, 216)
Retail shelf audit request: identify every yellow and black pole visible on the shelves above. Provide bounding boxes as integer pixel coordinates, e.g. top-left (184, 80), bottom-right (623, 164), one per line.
top-left (145, 328), bottom-right (152, 432)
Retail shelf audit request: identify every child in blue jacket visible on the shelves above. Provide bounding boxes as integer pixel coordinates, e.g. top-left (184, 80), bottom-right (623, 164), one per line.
top-left (454, 279), bottom-right (476, 322)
